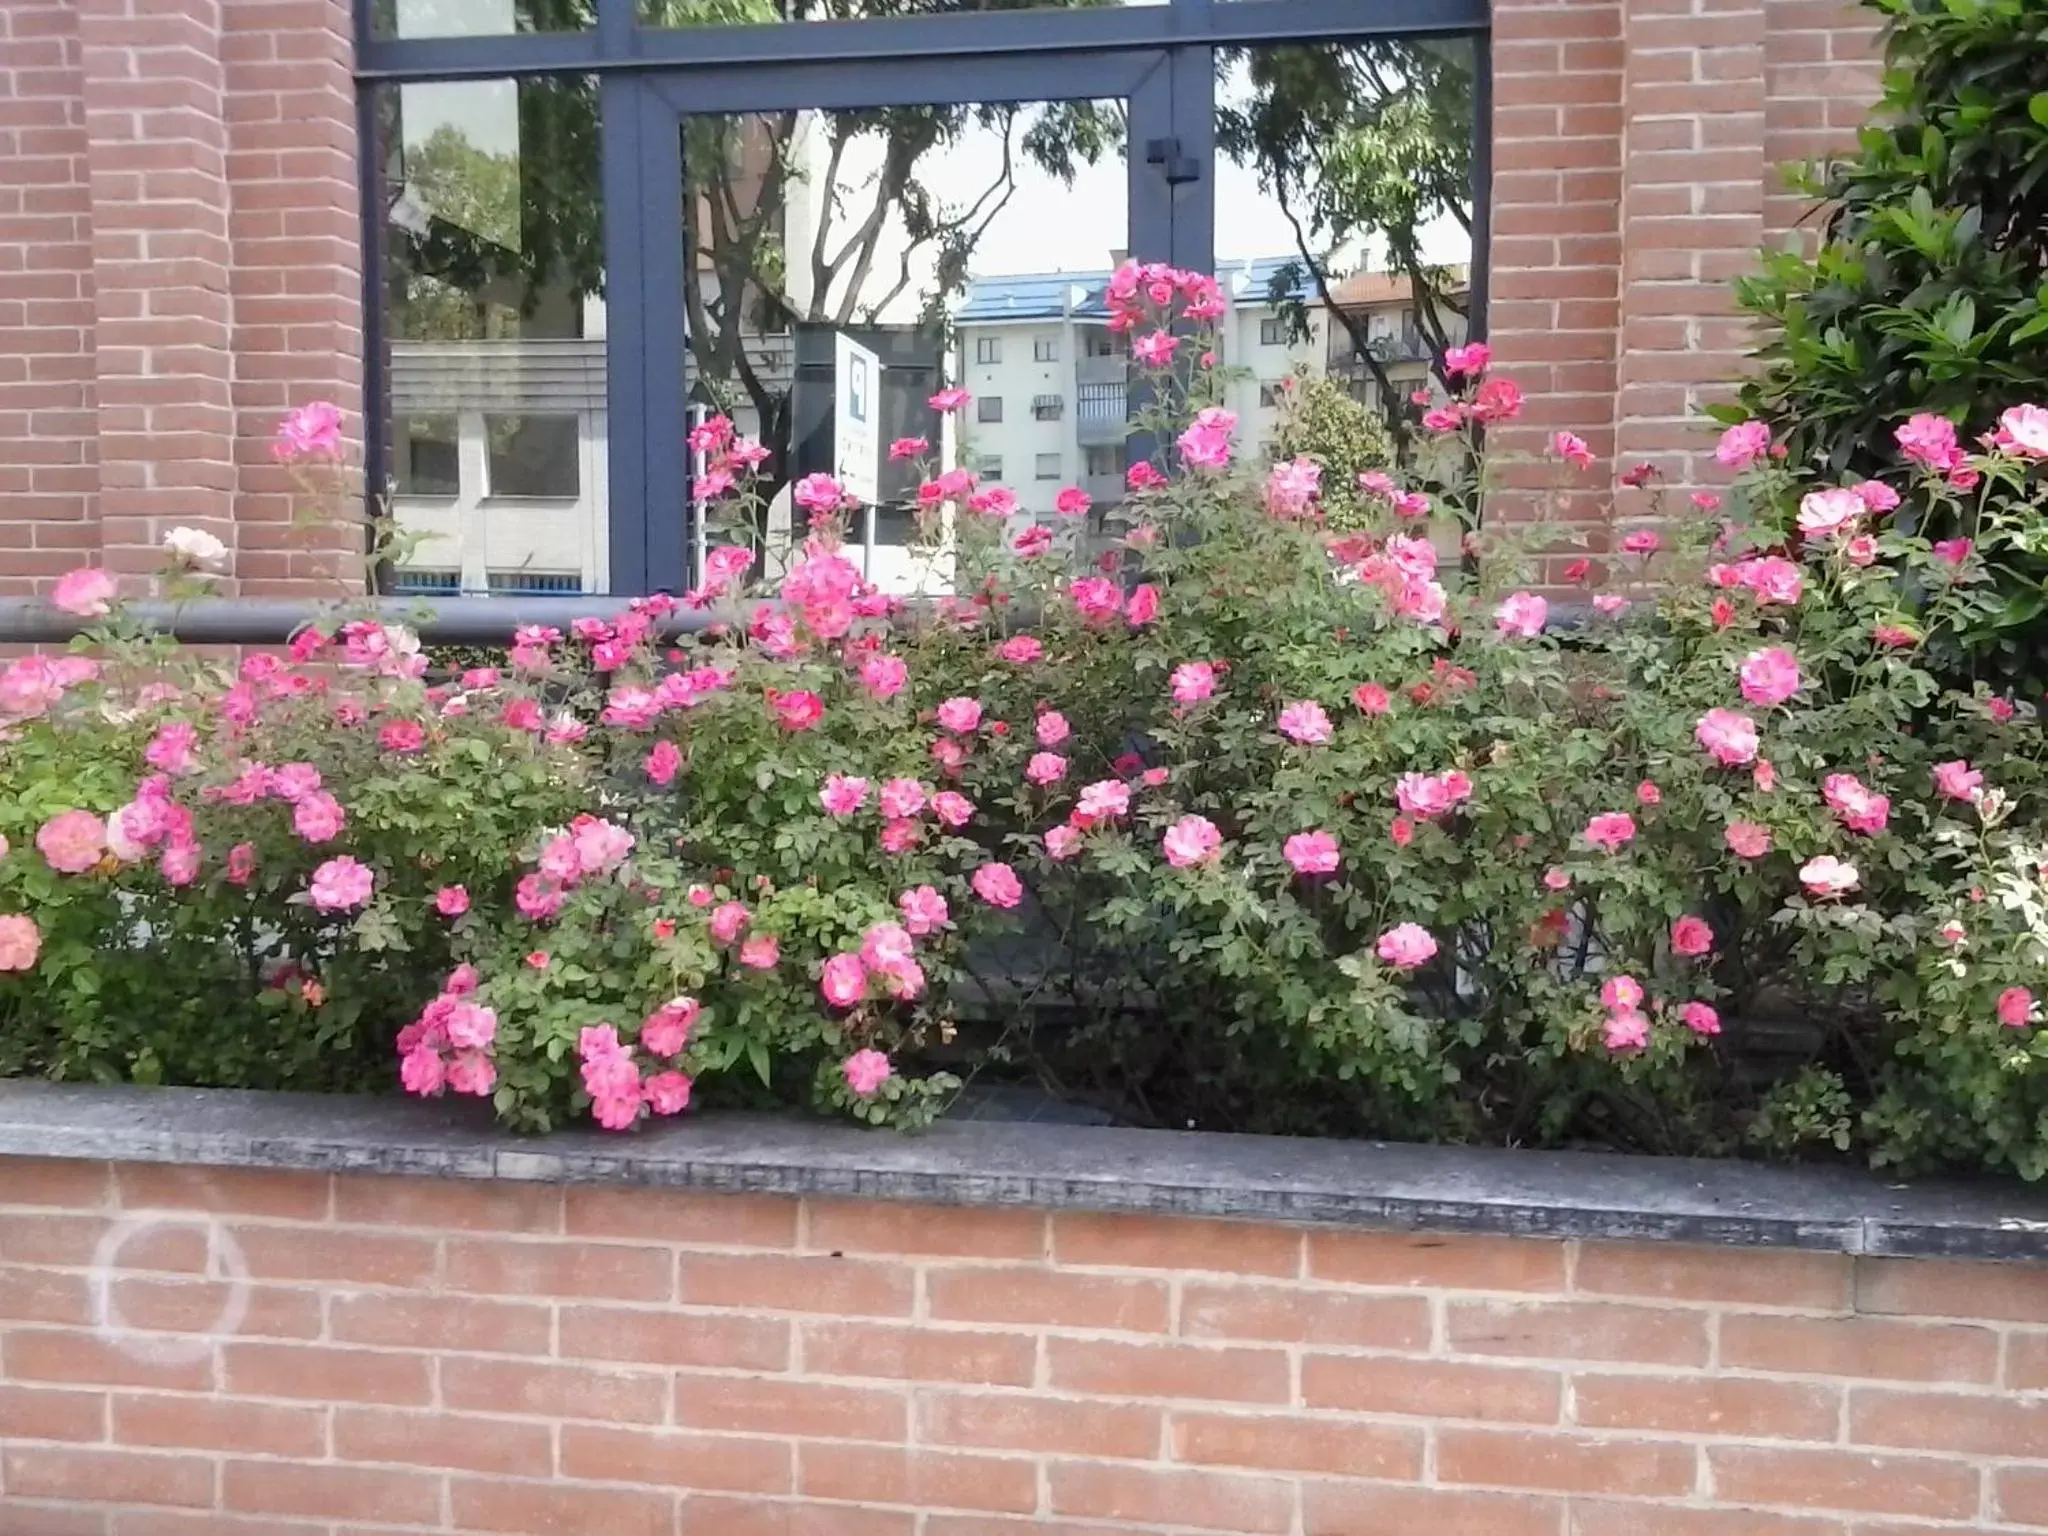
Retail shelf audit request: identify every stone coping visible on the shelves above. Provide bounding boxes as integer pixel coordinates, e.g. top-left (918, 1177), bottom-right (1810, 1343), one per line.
top-left (1, 1080), bottom-right (2044, 1262)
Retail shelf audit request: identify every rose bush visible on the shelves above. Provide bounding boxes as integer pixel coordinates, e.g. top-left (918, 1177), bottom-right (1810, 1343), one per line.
top-left (1, 263), bottom-right (2045, 1171)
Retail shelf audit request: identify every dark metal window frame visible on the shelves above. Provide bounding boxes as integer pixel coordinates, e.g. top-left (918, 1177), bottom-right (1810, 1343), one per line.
top-left (355, 0), bottom-right (1490, 597)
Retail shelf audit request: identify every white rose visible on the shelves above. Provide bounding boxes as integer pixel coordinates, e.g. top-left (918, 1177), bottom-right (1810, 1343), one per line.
top-left (163, 527), bottom-right (229, 567)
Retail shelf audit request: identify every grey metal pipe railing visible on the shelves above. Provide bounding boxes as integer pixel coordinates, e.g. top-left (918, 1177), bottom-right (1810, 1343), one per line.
top-left (0, 596), bottom-right (721, 647)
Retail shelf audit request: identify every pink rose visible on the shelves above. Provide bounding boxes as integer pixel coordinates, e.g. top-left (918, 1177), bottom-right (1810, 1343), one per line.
top-left (1352, 682), bottom-right (1392, 716)
top-left (770, 689), bottom-right (825, 731)
top-left (1375, 923), bottom-right (1437, 970)
top-left (996, 635), bottom-right (1044, 664)
top-left (641, 998), bottom-right (700, 1057)
top-left (1932, 760), bottom-right (1983, 803)
top-left (1799, 855), bottom-right (1858, 897)
top-left (37, 810), bottom-right (106, 874)
top-left (1795, 487), bottom-right (1865, 537)
top-left (309, 856), bottom-right (374, 913)
top-left (1895, 412), bottom-right (1960, 471)
top-left (644, 1071), bottom-right (693, 1116)
top-left (1043, 825), bottom-right (1082, 861)
top-left (971, 862), bottom-right (1024, 909)
top-left (1074, 780), bottom-right (1130, 826)
top-left (821, 953), bottom-right (868, 1009)
top-left (1670, 916), bottom-right (1713, 957)
top-left (1161, 815), bottom-right (1222, 869)
top-left (400, 1046), bottom-right (446, 1097)
top-left (1715, 421), bottom-right (1771, 469)
top-left (1494, 591), bottom-right (1547, 638)
top-left (1125, 584), bottom-right (1160, 628)
top-left (820, 773), bottom-right (870, 817)
top-left (293, 791), bottom-right (346, 844)
top-left (1738, 646), bottom-right (1802, 708)
top-left (646, 739), bottom-right (683, 786)
top-left (1853, 479), bottom-right (1901, 513)
top-left (1442, 341), bottom-right (1490, 377)
top-left (225, 843), bottom-right (256, 886)
top-left (1025, 752), bottom-right (1067, 786)
top-left (1054, 486), bottom-right (1092, 518)
top-left (1724, 821), bottom-right (1772, 859)
top-left (1394, 770), bottom-right (1473, 821)
top-left (1036, 711), bottom-right (1071, 748)
top-left (1600, 976), bottom-right (1643, 1011)
top-left (1734, 556), bottom-right (1804, 606)
top-left (709, 901), bottom-right (750, 945)
top-left (931, 791), bottom-right (974, 829)
top-left (1582, 812), bottom-right (1636, 851)
top-left (1931, 537), bottom-right (1973, 567)
top-left (935, 697), bottom-right (983, 735)
top-left (1603, 1010), bottom-right (1650, 1052)
top-left (1822, 773), bottom-right (1891, 835)
top-left (1277, 700), bottom-right (1333, 745)
top-left (1170, 662), bottom-right (1217, 705)
top-left (1996, 404), bottom-right (2048, 458)
top-left (0, 913), bottom-right (41, 972)
top-left (1998, 987), bottom-right (2036, 1028)
top-left (1069, 576), bottom-right (1122, 626)
top-left (739, 935), bottom-right (780, 970)
top-left (1544, 867), bottom-right (1570, 892)
top-left (860, 654), bottom-right (909, 699)
top-left (1678, 1001), bottom-right (1721, 1037)
top-left (878, 778), bottom-right (925, 820)
top-left (1695, 708), bottom-right (1759, 767)
top-left (274, 400), bottom-right (343, 460)
top-left (1636, 780), bottom-right (1662, 807)
top-left (843, 1048), bottom-right (894, 1097)
top-left (436, 885), bottom-right (470, 917)
top-left (1283, 830), bottom-right (1339, 876)
top-left (898, 886), bottom-right (948, 936)
top-left (50, 567), bottom-right (117, 618)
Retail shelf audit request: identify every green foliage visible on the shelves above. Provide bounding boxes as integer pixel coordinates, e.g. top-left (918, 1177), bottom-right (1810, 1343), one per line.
top-left (1729, 0), bottom-right (2048, 685)
top-left (1268, 373), bottom-right (1394, 528)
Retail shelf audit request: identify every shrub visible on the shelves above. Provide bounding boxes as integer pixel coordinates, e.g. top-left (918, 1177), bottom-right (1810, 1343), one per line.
top-left (1, 270), bottom-right (2045, 1174)
top-left (1726, 0), bottom-right (2048, 687)
top-left (1267, 371), bottom-right (1393, 529)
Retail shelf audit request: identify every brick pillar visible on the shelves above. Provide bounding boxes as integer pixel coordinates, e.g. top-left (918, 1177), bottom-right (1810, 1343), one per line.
top-left (223, 0), bottom-right (362, 596)
top-left (0, 0), bottom-right (96, 595)
top-left (78, 0), bottom-right (239, 590)
top-left (1484, 0), bottom-right (1625, 570)
top-left (1612, 0), bottom-right (1767, 512)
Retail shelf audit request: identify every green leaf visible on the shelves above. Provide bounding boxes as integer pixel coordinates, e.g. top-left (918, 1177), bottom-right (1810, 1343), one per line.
top-left (746, 1037), bottom-right (772, 1088)
top-left (2030, 91), bottom-right (2048, 128)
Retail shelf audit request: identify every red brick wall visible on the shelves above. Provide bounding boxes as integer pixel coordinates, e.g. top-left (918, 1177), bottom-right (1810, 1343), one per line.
top-left (3, 1157), bottom-right (2047, 1533)
top-left (0, 0), bottom-right (1881, 596)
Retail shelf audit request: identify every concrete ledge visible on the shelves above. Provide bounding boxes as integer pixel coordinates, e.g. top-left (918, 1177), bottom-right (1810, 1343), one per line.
top-left (1, 1079), bottom-right (2044, 1261)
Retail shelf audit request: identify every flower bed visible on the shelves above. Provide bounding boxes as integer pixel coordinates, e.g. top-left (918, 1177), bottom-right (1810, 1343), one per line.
top-left (1, 266), bottom-right (2044, 1175)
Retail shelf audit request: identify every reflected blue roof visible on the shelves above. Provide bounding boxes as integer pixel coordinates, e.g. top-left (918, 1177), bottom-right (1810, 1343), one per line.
top-left (956, 255), bottom-right (1320, 324)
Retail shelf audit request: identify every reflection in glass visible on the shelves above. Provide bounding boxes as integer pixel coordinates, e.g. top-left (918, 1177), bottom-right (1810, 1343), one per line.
top-left (371, 0), bottom-right (589, 40)
top-left (681, 99), bottom-right (1126, 594)
top-left (642, 0), bottom-right (1159, 28)
top-left (1214, 38), bottom-right (1477, 466)
top-left (374, 76), bottom-right (609, 594)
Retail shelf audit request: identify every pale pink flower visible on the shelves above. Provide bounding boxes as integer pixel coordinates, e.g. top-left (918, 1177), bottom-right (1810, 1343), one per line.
top-left (860, 654), bottom-right (909, 700)
top-left (1998, 987), bottom-right (2036, 1028)
top-left (1734, 556), bottom-right (1804, 606)
top-left (972, 862), bottom-right (1024, 908)
top-left (1938, 920), bottom-right (1967, 947)
top-left (1996, 404), bottom-right (2048, 458)
top-left (309, 856), bottom-right (373, 913)
top-left (400, 1046), bottom-right (446, 1097)
top-left (821, 953), bottom-right (868, 1008)
top-left (1277, 700), bottom-right (1333, 745)
top-left (739, 934), bottom-right (781, 970)
top-left (1695, 708), bottom-right (1759, 767)
top-left (879, 778), bottom-right (925, 819)
top-left (1620, 529), bottom-right (1661, 556)
top-left (1551, 431), bottom-right (1595, 469)
top-left (593, 1095), bottom-right (643, 1132)
top-left (859, 921), bottom-right (915, 976)
top-left (1853, 479), bottom-right (1901, 513)
top-left (1043, 825), bottom-right (1082, 861)
top-left (1591, 594), bottom-right (1630, 618)
top-left (1600, 975), bottom-right (1644, 1011)
top-left (1583, 812), bottom-right (1636, 851)
top-left (936, 696), bottom-right (983, 735)
top-left (1799, 855), bottom-right (1859, 896)
top-left (1394, 770), bottom-right (1473, 820)
top-left (50, 567), bottom-right (117, 618)
top-left (1176, 407), bottom-right (1236, 470)
top-left (709, 901), bottom-right (750, 945)
top-left (641, 999), bottom-right (700, 1057)
top-left (445, 1002), bottom-right (497, 1051)
top-left (0, 913), bottom-right (41, 972)
top-left (880, 818), bottom-right (922, 854)
top-left (274, 400), bottom-right (343, 459)
top-left (645, 739), bottom-right (683, 786)
top-left (643, 1071), bottom-right (692, 1115)
top-left (1795, 487), bottom-right (1865, 537)
top-left (1036, 711), bottom-right (1071, 748)
top-left (37, 810), bottom-right (106, 874)
top-left (820, 773), bottom-right (870, 817)
top-left (1843, 534), bottom-right (1879, 567)
top-left (1162, 815), bottom-right (1222, 869)
top-left (929, 387), bottom-right (971, 412)
top-left (1715, 421), bottom-right (1771, 469)
top-left (898, 887), bottom-right (948, 938)
top-left (1738, 646), bottom-right (1802, 708)
top-left (843, 1049), bottom-right (894, 1097)
top-left (1494, 591), bottom-right (1548, 638)
top-left (1896, 412), bottom-right (1960, 470)
top-left (1637, 780), bottom-right (1662, 807)
top-left (1725, 820), bottom-right (1772, 859)
top-left (1264, 456), bottom-right (1322, 518)
top-left (435, 885), bottom-right (469, 917)
top-left (1171, 662), bottom-right (1217, 705)
top-left (1283, 830), bottom-right (1339, 876)
top-left (572, 817), bottom-right (634, 875)
top-left (1544, 867), bottom-right (1571, 892)
top-left (514, 874), bottom-right (565, 921)
top-left (1932, 760), bottom-right (1983, 803)
top-left (1375, 923), bottom-right (1437, 970)
top-left (144, 721), bottom-right (200, 776)
top-left (1754, 759), bottom-right (1778, 793)
top-left (1069, 576), bottom-right (1123, 626)
top-left (1443, 341), bottom-right (1491, 377)
top-left (997, 635), bottom-right (1044, 664)
top-left (1025, 752), bottom-right (1067, 786)
top-left (1074, 779), bottom-right (1130, 826)
top-left (931, 791), bottom-right (974, 829)
top-left (1822, 773), bottom-right (1891, 835)
top-left (1671, 915), bottom-right (1714, 957)
top-left (1603, 1011), bottom-right (1650, 1052)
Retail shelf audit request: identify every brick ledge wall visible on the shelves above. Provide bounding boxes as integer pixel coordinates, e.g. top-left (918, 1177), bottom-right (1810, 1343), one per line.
top-left (0, 1084), bottom-right (2047, 1533)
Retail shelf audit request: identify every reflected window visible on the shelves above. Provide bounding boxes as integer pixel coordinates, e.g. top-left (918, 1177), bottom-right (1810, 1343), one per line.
top-left (1033, 336), bottom-right (1059, 363)
top-left (1034, 452), bottom-right (1060, 480)
top-left (396, 415), bottom-right (460, 497)
top-left (1215, 38), bottom-right (1477, 462)
top-left (371, 0), bottom-right (585, 39)
top-left (375, 74), bottom-right (609, 593)
top-left (486, 414), bottom-right (580, 498)
top-left (975, 336), bottom-right (1002, 365)
top-left (977, 396), bottom-right (1003, 424)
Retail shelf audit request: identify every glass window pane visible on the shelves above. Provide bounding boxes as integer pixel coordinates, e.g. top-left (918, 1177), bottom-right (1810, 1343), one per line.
top-left (643, 0), bottom-right (1161, 27)
top-left (371, 0), bottom-right (588, 40)
top-left (1214, 38), bottom-right (1478, 469)
top-left (680, 97), bottom-right (1127, 594)
top-left (1033, 451), bottom-right (1061, 480)
top-left (374, 75), bottom-right (610, 595)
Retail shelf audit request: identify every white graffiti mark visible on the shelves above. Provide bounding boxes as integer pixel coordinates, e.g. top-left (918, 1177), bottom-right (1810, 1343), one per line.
top-left (88, 1211), bottom-right (252, 1366)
